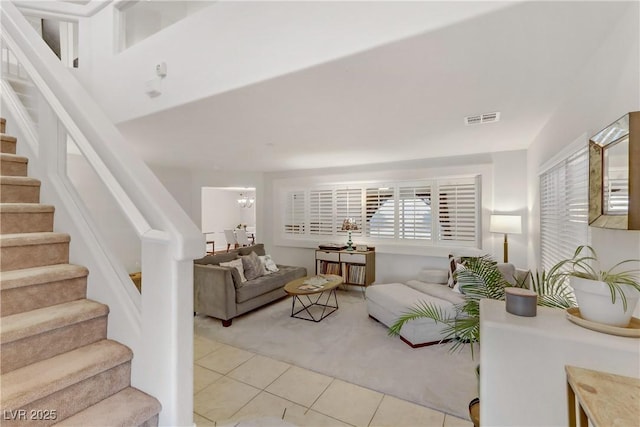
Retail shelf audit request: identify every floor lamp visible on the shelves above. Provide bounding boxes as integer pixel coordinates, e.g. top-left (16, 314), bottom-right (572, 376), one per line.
top-left (489, 214), bottom-right (522, 263)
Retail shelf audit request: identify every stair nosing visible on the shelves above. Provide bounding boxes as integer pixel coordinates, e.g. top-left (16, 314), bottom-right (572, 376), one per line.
top-left (0, 299), bottom-right (109, 343)
top-left (52, 387), bottom-right (162, 427)
top-left (0, 153), bottom-right (28, 163)
top-left (0, 203), bottom-right (55, 213)
top-left (0, 232), bottom-right (70, 247)
top-left (0, 264), bottom-right (89, 290)
top-left (1, 339), bottom-right (133, 409)
top-left (0, 176), bottom-right (41, 186)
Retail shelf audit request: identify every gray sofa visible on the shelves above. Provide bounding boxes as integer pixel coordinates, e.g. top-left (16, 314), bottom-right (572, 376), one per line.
top-left (194, 244), bottom-right (306, 326)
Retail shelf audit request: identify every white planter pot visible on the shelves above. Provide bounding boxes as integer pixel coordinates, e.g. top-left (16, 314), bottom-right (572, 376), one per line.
top-left (569, 276), bottom-right (640, 327)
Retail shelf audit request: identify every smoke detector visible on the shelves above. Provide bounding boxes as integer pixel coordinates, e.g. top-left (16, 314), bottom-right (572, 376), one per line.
top-left (464, 112), bottom-right (501, 126)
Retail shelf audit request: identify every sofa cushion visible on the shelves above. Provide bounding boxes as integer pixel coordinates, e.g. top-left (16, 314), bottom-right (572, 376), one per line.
top-left (259, 255), bottom-right (279, 273)
top-left (405, 280), bottom-right (466, 305)
top-left (220, 259), bottom-right (247, 286)
top-left (417, 269), bottom-right (448, 285)
top-left (236, 265), bottom-right (306, 304)
top-left (497, 263), bottom-right (517, 285)
top-left (195, 252), bottom-right (239, 266)
top-left (239, 244), bottom-right (266, 257)
top-left (242, 251), bottom-right (266, 281)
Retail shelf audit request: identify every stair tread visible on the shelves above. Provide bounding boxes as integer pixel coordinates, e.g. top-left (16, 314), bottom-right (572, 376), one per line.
top-left (1, 134), bottom-right (17, 142)
top-left (53, 387), bottom-right (161, 427)
top-left (1, 299), bottom-right (108, 343)
top-left (0, 176), bottom-right (40, 186)
top-left (0, 231), bottom-right (70, 247)
top-left (0, 153), bottom-right (28, 164)
top-left (1, 339), bottom-right (133, 409)
top-left (0, 264), bottom-right (88, 290)
top-left (0, 202), bottom-right (55, 213)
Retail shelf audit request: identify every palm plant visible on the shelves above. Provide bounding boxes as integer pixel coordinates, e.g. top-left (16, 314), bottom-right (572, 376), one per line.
top-left (389, 255), bottom-right (577, 356)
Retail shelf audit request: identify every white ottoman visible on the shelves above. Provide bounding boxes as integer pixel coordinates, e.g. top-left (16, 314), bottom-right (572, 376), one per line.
top-left (365, 282), bottom-right (456, 347)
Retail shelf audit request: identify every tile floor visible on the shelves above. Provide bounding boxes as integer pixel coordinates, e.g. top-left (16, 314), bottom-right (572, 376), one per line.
top-left (194, 335), bottom-right (473, 427)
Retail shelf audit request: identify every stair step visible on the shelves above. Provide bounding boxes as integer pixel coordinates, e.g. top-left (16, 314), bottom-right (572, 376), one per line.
top-left (1, 339), bottom-right (133, 427)
top-left (0, 176), bottom-right (41, 203)
top-left (1, 134), bottom-right (17, 154)
top-left (53, 387), bottom-right (161, 427)
top-left (1, 118), bottom-right (5, 133)
top-left (0, 232), bottom-right (70, 271)
top-left (1, 264), bottom-right (88, 316)
top-left (0, 153), bottom-right (28, 176)
top-left (1, 299), bottom-right (109, 374)
top-left (0, 203), bottom-right (54, 234)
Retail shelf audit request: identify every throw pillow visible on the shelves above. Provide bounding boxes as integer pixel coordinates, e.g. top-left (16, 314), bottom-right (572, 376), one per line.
top-left (220, 259), bottom-right (247, 284)
top-left (447, 254), bottom-right (460, 288)
top-left (262, 254), bottom-right (279, 273)
top-left (242, 251), bottom-right (265, 281)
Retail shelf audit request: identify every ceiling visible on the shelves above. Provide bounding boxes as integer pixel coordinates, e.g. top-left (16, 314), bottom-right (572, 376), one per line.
top-left (116, 1), bottom-right (632, 172)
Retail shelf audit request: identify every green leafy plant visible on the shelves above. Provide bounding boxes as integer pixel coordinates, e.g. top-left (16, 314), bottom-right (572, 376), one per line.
top-left (389, 255), bottom-right (577, 356)
top-left (553, 245), bottom-right (640, 310)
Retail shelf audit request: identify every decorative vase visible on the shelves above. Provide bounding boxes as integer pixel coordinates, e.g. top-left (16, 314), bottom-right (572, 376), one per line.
top-left (570, 276), bottom-right (640, 327)
top-left (346, 231), bottom-right (354, 251)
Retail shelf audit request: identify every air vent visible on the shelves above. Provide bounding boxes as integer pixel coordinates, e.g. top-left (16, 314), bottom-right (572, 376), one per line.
top-left (465, 112), bottom-right (501, 126)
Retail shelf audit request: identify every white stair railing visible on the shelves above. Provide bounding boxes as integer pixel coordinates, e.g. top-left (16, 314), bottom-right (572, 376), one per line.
top-left (1, 2), bottom-right (203, 426)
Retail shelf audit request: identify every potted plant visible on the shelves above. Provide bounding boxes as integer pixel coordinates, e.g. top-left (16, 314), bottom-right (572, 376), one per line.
top-left (554, 245), bottom-right (640, 327)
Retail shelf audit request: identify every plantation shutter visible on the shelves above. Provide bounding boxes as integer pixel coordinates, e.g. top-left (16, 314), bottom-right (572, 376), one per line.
top-left (309, 189), bottom-right (333, 235)
top-left (437, 179), bottom-right (478, 243)
top-left (540, 148), bottom-right (588, 271)
top-left (398, 184), bottom-right (432, 240)
top-left (336, 188), bottom-right (363, 235)
top-left (284, 191), bottom-right (305, 234)
top-left (365, 187), bottom-right (395, 238)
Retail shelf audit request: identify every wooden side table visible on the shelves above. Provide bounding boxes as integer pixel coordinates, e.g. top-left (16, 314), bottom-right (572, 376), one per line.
top-left (566, 365), bottom-right (640, 427)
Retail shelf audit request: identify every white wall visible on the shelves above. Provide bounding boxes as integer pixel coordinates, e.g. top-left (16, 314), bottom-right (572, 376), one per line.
top-left (526, 2), bottom-right (640, 271)
top-left (78, 1), bottom-right (511, 125)
top-left (262, 151), bottom-right (528, 283)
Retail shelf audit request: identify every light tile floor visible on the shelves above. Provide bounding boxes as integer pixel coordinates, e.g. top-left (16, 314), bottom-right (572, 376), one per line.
top-left (194, 335), bottom-right (473, 427)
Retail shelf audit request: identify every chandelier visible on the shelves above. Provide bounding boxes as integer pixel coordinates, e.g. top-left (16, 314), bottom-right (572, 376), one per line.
top-left (237, 193), bottom-right (255, 208)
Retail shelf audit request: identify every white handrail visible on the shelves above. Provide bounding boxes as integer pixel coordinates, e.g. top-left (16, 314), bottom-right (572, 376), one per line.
top-left (1, 2), bottom-right (203, 425)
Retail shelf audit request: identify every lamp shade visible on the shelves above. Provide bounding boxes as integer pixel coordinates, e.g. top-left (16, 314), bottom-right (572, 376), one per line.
top-left (489, 215), bottom-right (522, 234)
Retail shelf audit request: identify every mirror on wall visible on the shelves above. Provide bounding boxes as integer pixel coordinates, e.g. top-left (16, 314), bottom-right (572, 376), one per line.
top-left (588, 112), bottom-right (639, 230)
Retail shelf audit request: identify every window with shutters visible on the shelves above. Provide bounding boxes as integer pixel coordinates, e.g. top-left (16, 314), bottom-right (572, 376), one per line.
top-left (282, 177), bottom-right (480, 247)
top-left (438, 180), bottom-right (477, 243)
top-left (366, 187), bottom-right (395, 238)
top-left (309, 189), bottom-right (334, 235)
top-left (336, 188), bottom-right (363, 236)
top-left (539, 147), bottom-right (589, 271)
top-left (284, 191), bottom-right (305, 234)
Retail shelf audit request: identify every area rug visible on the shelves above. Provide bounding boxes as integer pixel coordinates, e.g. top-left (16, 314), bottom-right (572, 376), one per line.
top-left (194, 289), bottom-right (478, 420)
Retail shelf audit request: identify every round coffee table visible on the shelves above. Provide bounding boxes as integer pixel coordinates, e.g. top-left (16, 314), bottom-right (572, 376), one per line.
top-left (284, 274), bottom-right (342, 322)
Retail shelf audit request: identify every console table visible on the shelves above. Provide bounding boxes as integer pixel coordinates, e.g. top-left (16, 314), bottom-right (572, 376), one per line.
top-left (480, 299), bottom-right (640, 426)
top-left (566, 365), bottom-right (640, 427)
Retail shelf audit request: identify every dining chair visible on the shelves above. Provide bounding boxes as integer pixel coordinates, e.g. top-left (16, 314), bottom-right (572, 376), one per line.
top-left (223, 229), bottom-right (238, 252)
top-left (236, 229), bottom-right (252, 247)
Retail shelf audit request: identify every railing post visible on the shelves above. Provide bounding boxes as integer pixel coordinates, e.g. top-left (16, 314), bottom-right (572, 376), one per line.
top-left (136, 232), bottom-right (194, 427)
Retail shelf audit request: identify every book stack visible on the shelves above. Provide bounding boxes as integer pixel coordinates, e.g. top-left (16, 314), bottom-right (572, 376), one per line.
top-left (319, 261), bottom-right (341, 275)
top-left (346, 265), bottom-right (366, 285)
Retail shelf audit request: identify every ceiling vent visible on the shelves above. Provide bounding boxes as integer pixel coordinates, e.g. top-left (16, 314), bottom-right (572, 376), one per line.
top-left (465, 112), bottom-right (501, 126)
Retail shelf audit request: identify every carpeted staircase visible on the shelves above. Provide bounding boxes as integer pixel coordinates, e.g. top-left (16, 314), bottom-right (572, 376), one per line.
top-left (0, 117), bottom-right (162, 426)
